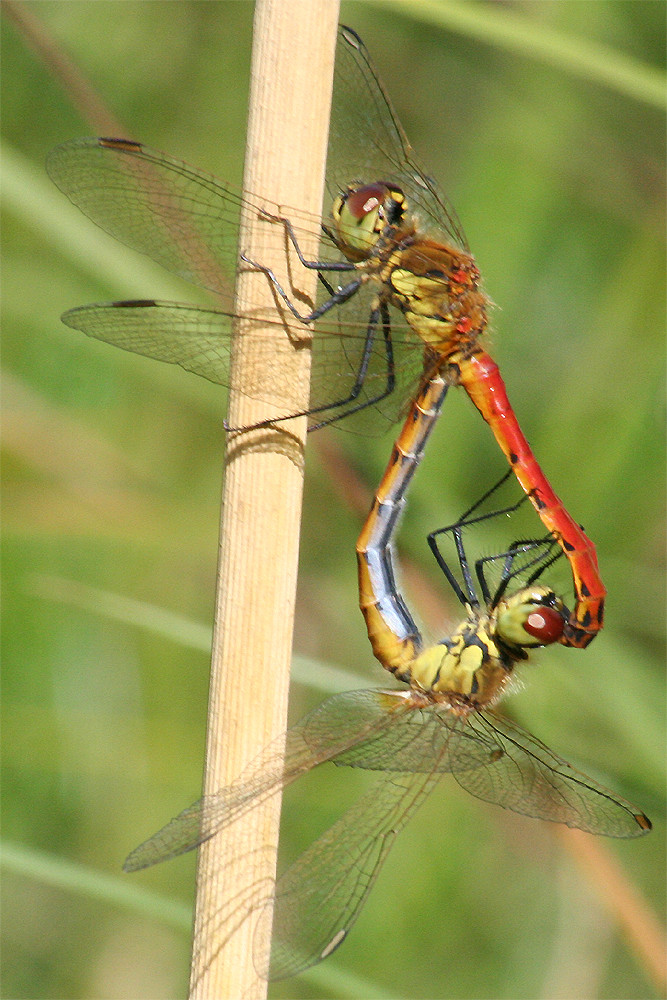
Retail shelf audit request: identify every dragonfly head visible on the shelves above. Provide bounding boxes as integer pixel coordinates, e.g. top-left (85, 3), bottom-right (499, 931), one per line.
top-left (332, 182), bottom-right (408, 260)
top-left (493, 587), bottom-right (567, 653)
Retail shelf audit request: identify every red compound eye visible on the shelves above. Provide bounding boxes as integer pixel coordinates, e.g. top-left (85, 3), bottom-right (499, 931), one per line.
top-left (345, 183), bottom-right (385, 219)
top-left (523, 605), bottom-right (565, 644)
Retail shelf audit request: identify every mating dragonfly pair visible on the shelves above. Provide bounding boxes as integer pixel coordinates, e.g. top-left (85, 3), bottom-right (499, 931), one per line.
top-left (48, 24), bottom-right (649, 983)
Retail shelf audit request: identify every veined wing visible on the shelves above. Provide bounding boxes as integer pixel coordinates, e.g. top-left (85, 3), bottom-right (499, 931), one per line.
top-left (123, 689), bottom-right (415, 872)
top-left (452, 710), bottom-right (651, 838)
top-left (60, 296), bottom-right (422, 431)
top-left (332, 701), bottom-right (499, 773)
top-left (329, 26), bottom-right (467, 248)
top-left (257, 701), bottom-right (649, 979)
top-left (255, 767), bottom-right (442, 981)
top-left (62, 301), bottom-right (233, 387)
top-left (46, 137), bottom-right (329, 300)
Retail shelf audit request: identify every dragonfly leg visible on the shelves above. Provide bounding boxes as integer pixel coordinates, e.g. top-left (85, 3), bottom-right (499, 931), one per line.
top-left (257, 212), bottom-right (354, 274)
top-left (223, 302), bottom-right (396, 433)
top-left (476, 536), bottom-right (561, 607)
top-left (428, 475), bottom-right (563, 610)
top-left (317, 273), bottom-right (336, 297)
top-left (427, 529), bottom-right (474, 608)
top-left (241, 251), bottom-right (363, 324)
top-left (307, 301), bottom-right (397, 430)
top-left (427, 472), bottom-right (531, 607)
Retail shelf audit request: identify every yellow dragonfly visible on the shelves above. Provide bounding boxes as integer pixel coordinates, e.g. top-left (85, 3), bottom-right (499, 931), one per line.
top-left (124, 480), bottom-right (649, 981)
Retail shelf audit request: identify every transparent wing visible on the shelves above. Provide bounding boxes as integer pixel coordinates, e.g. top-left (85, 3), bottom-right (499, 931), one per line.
top-left (47, 136), bottom-right (325, 299)
top-left (61, 296), bottom-right (422, 432)
top-left (62, 301), bottom-right (233, 386)
top-left (255, 768), bottom-right (442, 981)
top-left (333, 700), bottom-right (498, 773)
top-left (123, 689), bottom-right (413, 872)
top-left (329, 26), bottom-right (467, 247)
top-left (255, 707), bottom-right (504, 979)
top-left (453, 711), bottom-right (651, 838)
top-left (47, 27), bottom-right (466, 282)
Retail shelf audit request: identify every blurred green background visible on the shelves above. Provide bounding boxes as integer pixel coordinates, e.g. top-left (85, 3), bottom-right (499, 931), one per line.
top-left (2, 2), bottom-right (665, 998)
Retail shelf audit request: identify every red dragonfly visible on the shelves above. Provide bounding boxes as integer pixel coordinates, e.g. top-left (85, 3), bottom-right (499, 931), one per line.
top-left (123, 481), bottom-right (649, 981)
top-left (46, 25), bottom-right (604, 646)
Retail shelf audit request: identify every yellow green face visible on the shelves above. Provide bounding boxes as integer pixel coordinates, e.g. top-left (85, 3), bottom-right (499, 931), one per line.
top-left (332, 182), bottom-right (406, 258)
top-left (493, 587), bottom-right (566, 649)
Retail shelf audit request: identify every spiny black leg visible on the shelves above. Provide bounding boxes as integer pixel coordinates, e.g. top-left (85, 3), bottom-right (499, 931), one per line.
top-left (241, 252), bottom-right (362, 324)
top-left (306, 302), bottom-right (397, 431)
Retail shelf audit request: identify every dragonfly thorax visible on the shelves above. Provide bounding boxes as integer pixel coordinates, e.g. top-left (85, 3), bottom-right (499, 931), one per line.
top-left (383, 242), bottom-right (489, 357)
top-left (407, 620), bottom-right (513, 709)
top-left (332, 182), bottom-right (411, 261)
top-left (405, 588), bottom-right (565, 709)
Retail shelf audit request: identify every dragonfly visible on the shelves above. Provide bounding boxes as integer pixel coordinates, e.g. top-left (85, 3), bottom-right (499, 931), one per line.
top-left (46, 26), bottom-right (604, 649)
top-left (123, 482), bottom-right (649, 981)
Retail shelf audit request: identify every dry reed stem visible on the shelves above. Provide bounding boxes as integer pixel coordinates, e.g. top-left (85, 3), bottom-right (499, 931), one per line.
top-left (188, 3), bottom-right (339, 998)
